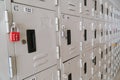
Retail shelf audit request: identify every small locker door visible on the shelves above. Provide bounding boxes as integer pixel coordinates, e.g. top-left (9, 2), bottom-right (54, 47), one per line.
top-left (12, 0), bottom-right (56, 11)
top-left (12, 3), bottom-right (57, 79)
top-left (60, 14), bottom-right (80, 62)
top-left (61, 56), bottom-right (80, 80)
top-left (24, 65), bottom-right (58, 80)
top-left (81, 18), bottom-right (93, 51)
top-left (60, 0), bottom-right (81, 16)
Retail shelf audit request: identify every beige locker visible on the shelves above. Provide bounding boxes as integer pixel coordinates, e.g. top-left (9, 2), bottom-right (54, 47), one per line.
top-left (59, 0), bottom-right (81, 16)
top-left (80, 51), bottom-right (93, 80)
top-left (12, 3), bottom-right (57, 79)
top-left (80, 18), bottom-right (93, 52)
top-left (24, 65), bottom-right (58, 80)
top-left (12, 0), bottom-right (57, 10)
top-left (61, 56), bottom-right (80, 80)
top-left (59, 14), bottom-right (80, 62)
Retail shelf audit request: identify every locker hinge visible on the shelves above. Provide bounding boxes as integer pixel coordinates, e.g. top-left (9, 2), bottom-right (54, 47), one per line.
top-left (79, 21), bottom-right (82, 31)
top-left (56, 17), bottom-right (59, 32)
top-left (55, 0), bottom-right (58, 6)
top-left (57, 70), bottom-right (61, 80)
top-left (8, 56), bottom-right (14, 78)
top-left (56, 46), bottom-right (60, 59)
top-left (4, 10), bottom-right (10, 33)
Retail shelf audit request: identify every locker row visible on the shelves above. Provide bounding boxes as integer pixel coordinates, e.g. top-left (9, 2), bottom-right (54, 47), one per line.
top-left (0, 0), bottom-right (120, 80)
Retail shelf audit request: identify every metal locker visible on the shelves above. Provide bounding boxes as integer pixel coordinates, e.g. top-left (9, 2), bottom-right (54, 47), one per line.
top-left (12, 3), bottom-right (57, 79)
top-left (81, 18), bottom-right (93, 52)
top-left (99, 44), bottom-right (106, 65)
top-left (80, 51), bottom-right (93, 80)
top-left (90, 0), bottom-right (99, 18)
top-left (92, 47), bottom-right (101, 75)
top-left (99, 22), bottom-right (106, 44)
top-left (12, 0), bottom-right (57, 11)
top-left (80, 0), bottom-right (91, 16)
top-left (99, 0), bottom-right (105, 19)
top-left (89, 73), bottom-right (101, 80)
top-left (24, 65), bottom-right (58, 80)
top-left (59, 14), bottom-right (80, 62)
top-left (61, 56), bottom-right (80, 80)
top-left (92, 20), bottom-right (100, 48)
top-left (59, 0), bottom-right (81, 16)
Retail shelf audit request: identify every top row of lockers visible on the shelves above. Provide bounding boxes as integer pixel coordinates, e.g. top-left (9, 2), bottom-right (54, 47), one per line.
top-left (11, 0), bottom-right (120, 20)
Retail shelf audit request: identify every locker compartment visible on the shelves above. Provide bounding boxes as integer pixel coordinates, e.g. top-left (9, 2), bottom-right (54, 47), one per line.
top-left (105, 23), bottom-right (111, 42)
top-left (92, 47), bottom-right (101, 74)
top-left (61, 56), bottom-right (80, 80)
top-left (99, 44), bottom-right (106, 65)
top-left (12, 3), bottom-right (57, 79)
top-left (24, 65), bottom-right (58, 80)
top-left (99, 22), bottom-right (106, 44)
top-left (80, 0), bottom-right (91, 16)
top-left (60, 14), bottom-right (80, 62)
top-left (60, 0), bottom-right (81, 16)
top-left (99, 0), bottom-right (105, 19)
top-left (89, 73), bottom-right (101, 80)
top-left (91, 0), bottom-right (99, 18)
top-left (80, 18), bottom-right (93, 52)
top-left (80, 51), bottom-right (93, 80)
top-left (92, 21), bottom-right (100, 48)
top-left (12, 0), bottom-right (57, 11)
top-left (104, 1), bottom-right (109, 19)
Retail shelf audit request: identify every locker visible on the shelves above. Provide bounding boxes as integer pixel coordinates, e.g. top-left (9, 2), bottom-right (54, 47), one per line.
top-left (92, 47), bottom-right (101, 74)
top-left (104, 1), bottom-right (109, 19)
top-left (92, 20), bottom-right (100, 48)
top-left (24, 65), bottom-right (58, 80)
top-left (12, 3), bottom-right (57, 79)
top-left (99, 44), bottom-right (106, 65)
top-left (99, 0), bottom-right (105, 19)
top-left (80, 51), bottom-right (93, 80)
top-left (59, 14), bottom-right (80, 62)
top-left (91, 0), bottom-right (99, 18)
top-left (99, 22), bottom-right (105, 44)
top-left (80, 18), bottom-right (93, 52)
top-left (80, 0), bottom-right (91, 16)
top-left (61, 56), bottom-right (80, 80)
top-left (89, 73), bottom-right (101, 80)
top-left (12, 0), bottom-right (57, 11)
top-left (59, 0), bottom-right (81, 16)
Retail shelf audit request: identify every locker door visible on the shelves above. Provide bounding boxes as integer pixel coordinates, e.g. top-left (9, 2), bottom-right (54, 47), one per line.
top-left (12, 3), bottom-right (57, 79)
top-left (80, 51), bottom-right (92, 80)
top-left (81, 18), bottom-right (93, 51)
top-left (60, 0), bottom-right (81, 16)
top-left (60, 14), bottom-right (80, 62)
top-left (24, 65), bottom-right (58, 80)
top-left (61, 56), bottom-right (80, 80)
top-left (12, 0), bottom-right (56, 10)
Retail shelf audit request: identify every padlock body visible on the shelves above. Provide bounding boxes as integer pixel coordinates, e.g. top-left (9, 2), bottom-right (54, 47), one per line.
top-left (10, 32), bottom-right (20, 42)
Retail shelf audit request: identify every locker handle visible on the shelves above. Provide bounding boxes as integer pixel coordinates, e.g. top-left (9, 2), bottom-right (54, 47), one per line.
top-left (94, 29), bottom-right (97, 39)
top-left (84, 0), bottom-right (87, 6)
top-left (68, 73), bottom-right (72, 80)
top-left (84, 29), bottom-right (87, 41)
top-left (84, 63), bottom-right (87, 74)
top-left (101, 4), bottom-right (104, 14)
top-left (67, 30), bottom-right (71, 45)
top-left (26, 30), bottom-right (36, 53)
top-left (95, 0), bottom-right (97, 11)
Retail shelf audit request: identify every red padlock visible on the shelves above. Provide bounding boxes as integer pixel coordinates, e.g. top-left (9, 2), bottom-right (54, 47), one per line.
top-left (10, 23), bottom-right (20, 42)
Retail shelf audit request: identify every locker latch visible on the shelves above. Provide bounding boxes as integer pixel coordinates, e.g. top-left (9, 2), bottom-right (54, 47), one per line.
top-left (9, 22), bottom-right (20, 42)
